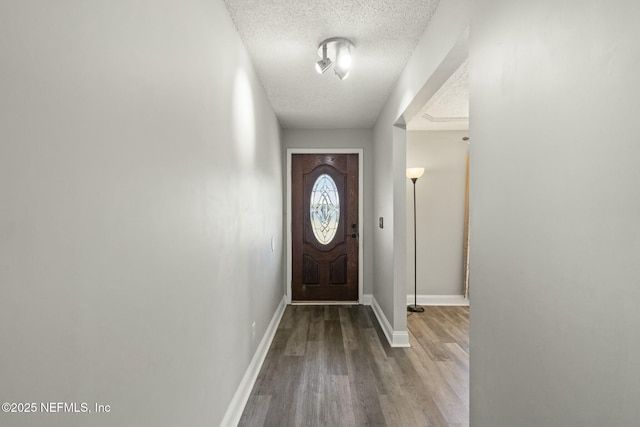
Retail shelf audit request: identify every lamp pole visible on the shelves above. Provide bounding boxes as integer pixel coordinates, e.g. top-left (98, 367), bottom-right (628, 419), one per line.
top-left (407, 168), bottom-right (425, 313)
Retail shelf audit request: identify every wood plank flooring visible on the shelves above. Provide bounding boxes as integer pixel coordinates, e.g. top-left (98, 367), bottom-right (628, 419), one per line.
top-left (239, 305), bottom-right (469, 427)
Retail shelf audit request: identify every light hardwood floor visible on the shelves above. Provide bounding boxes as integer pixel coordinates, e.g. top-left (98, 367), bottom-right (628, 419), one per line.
top-left (239, 305), bottom-right (469, 427)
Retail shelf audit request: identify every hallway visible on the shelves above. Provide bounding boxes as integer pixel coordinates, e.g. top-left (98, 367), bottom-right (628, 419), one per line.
top-left (239, 305), bottom-right (469, 427)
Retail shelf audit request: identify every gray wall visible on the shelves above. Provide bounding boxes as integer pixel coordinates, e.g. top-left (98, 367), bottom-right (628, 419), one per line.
top-left (407, 131), bottom-right (468, 296)
top-left (0, 2), bottom-right (283, 426)
top-left (282, 129), bottom-right (374, 296)
top-left (372, 0), bottom-right (471, 332)
top-left (470, 0), bottom-right (640, 426)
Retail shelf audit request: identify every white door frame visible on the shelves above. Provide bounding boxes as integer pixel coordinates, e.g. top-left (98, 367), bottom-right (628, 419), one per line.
top-left (286, 148), bottom-right (364, 304)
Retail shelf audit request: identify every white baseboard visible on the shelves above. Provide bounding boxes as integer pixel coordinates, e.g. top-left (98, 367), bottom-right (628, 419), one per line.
top-left (291, 301), bottom-right (358, 305)
top-left (361, 294), bottom-right (372, 305)
top-left (370, 296), bottom-right (410, 348)
top-left (220, 296), bottom-right (286, 427)
top-left (406, 294), bottom-right (469, 306)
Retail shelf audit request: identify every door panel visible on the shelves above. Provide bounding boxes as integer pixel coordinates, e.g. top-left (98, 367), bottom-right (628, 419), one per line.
top-left (292, 154), bottom-right (358, 301)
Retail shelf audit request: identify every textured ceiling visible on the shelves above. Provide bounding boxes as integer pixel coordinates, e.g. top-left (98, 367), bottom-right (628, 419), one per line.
top-left (224, 0), bottom-right (441, 129)
top-left (408, 58), bottom-right (469, 131)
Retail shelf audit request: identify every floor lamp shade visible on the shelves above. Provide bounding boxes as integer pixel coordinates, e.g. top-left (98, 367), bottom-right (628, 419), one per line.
top-left (406, 167), bottom-right (425, 179)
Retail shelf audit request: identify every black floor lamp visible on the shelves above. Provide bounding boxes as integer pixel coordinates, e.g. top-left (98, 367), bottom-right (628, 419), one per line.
top-left (407, 167), bottom-right (425, 313)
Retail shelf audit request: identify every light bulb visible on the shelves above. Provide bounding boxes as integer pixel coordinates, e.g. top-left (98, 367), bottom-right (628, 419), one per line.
top-left (337, 52), bottom-right (351, 69)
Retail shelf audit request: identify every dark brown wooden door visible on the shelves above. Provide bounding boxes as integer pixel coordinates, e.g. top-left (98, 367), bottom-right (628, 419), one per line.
top-left (292, 154), bottom-right (358, 301)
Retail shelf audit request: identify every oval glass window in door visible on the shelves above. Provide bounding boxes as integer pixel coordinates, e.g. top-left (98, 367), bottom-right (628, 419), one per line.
top-left (310, 174), bottom-right (340, 245)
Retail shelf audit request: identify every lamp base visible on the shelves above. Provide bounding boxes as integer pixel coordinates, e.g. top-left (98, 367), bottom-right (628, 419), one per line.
top-left (407, 305), bottom-right (425, 313)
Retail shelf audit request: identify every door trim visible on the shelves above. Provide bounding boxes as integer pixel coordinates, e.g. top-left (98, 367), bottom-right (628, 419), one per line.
top-left (286, 148), bottom-right (364, 304)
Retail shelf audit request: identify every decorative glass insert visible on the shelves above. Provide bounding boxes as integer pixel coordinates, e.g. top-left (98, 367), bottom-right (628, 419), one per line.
top-left (310, 174), bottom-right (340, 245)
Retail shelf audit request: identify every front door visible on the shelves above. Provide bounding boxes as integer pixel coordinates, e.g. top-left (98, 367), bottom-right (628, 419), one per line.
top-left (291, 153), bottom-right (359, 301)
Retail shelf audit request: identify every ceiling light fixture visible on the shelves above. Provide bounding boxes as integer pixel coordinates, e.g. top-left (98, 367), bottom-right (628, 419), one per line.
top-left (315, 37), bottom-right (354, 80)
